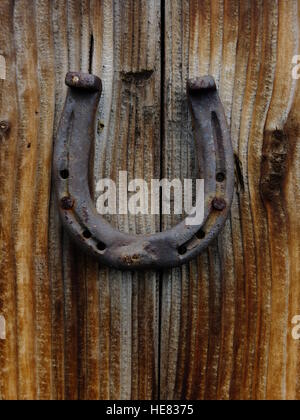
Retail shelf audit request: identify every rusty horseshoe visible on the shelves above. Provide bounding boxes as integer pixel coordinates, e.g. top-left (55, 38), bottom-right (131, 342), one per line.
top-left (53, 72), bottom-right (234, 270)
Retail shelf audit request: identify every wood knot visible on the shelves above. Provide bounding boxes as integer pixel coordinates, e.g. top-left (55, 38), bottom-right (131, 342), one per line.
top-left (260, 129), bottom-right (288, 202)
top-left (120, 69), bottom-right (154, 84)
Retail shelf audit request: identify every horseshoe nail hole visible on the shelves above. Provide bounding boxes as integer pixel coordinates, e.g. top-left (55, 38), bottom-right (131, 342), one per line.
top-left (178, 245), bottom-right (187, 255)
top-left (196, 229), bottom-right (205, 239)
top-left (216, 172), bottom-right (225, 182)
top-left (83, 229), bottom-right (92, 239)
top-left (60, 169), bottom-right (69, 179)
top-left (97, 241), bottom-right (106, 252)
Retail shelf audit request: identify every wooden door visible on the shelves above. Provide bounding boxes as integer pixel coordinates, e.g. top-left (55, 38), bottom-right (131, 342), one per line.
top-left (0, 0), bottom-right (299, 400)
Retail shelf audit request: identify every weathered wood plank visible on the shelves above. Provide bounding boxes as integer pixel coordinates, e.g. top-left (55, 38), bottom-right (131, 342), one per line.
top-left (92, 0), bottom-right (161, 399)
top-left (33, 0), bottom-right (55, 399)
top-left (261, 0), bottom-right (300, 399)
top-left (161, 0), bottom-right (300, 400)
top-left (0, 0), bottom-right (161, 400)
top-left (0, 0), bottom-right (55, 400)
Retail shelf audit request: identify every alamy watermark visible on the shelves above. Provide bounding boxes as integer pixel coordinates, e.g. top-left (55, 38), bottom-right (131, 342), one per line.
top-left (292, 315), bottom-right (300, 340)
top-left (95, 171), bottom-right (204, 226)
top-left (292, 55), bottom-right (300, 80)
top-left (0, 315), bottom-right (5, 340)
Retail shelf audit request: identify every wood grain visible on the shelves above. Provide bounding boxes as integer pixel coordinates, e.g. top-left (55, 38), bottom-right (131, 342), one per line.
top-left (0, 0), bottom-right (160, 400)
top-left (0, 0), bottom-right (19, 401)
top-left (161, 0), bottom-right (300, 400)
top-left (0, 0), bottom-right (299, 400)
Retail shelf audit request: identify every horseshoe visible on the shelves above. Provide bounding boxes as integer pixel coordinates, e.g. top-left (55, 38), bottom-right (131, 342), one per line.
top-left (53, 72), bottom-right (234, 270)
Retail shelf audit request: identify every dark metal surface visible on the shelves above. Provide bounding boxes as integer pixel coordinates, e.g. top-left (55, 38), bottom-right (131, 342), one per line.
top-left (53, 72), bottom-right (234, 270)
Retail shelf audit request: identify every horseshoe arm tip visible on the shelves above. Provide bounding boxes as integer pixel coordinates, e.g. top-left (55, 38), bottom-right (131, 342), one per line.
top-left (65, 71), bottom-right (102, 92)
